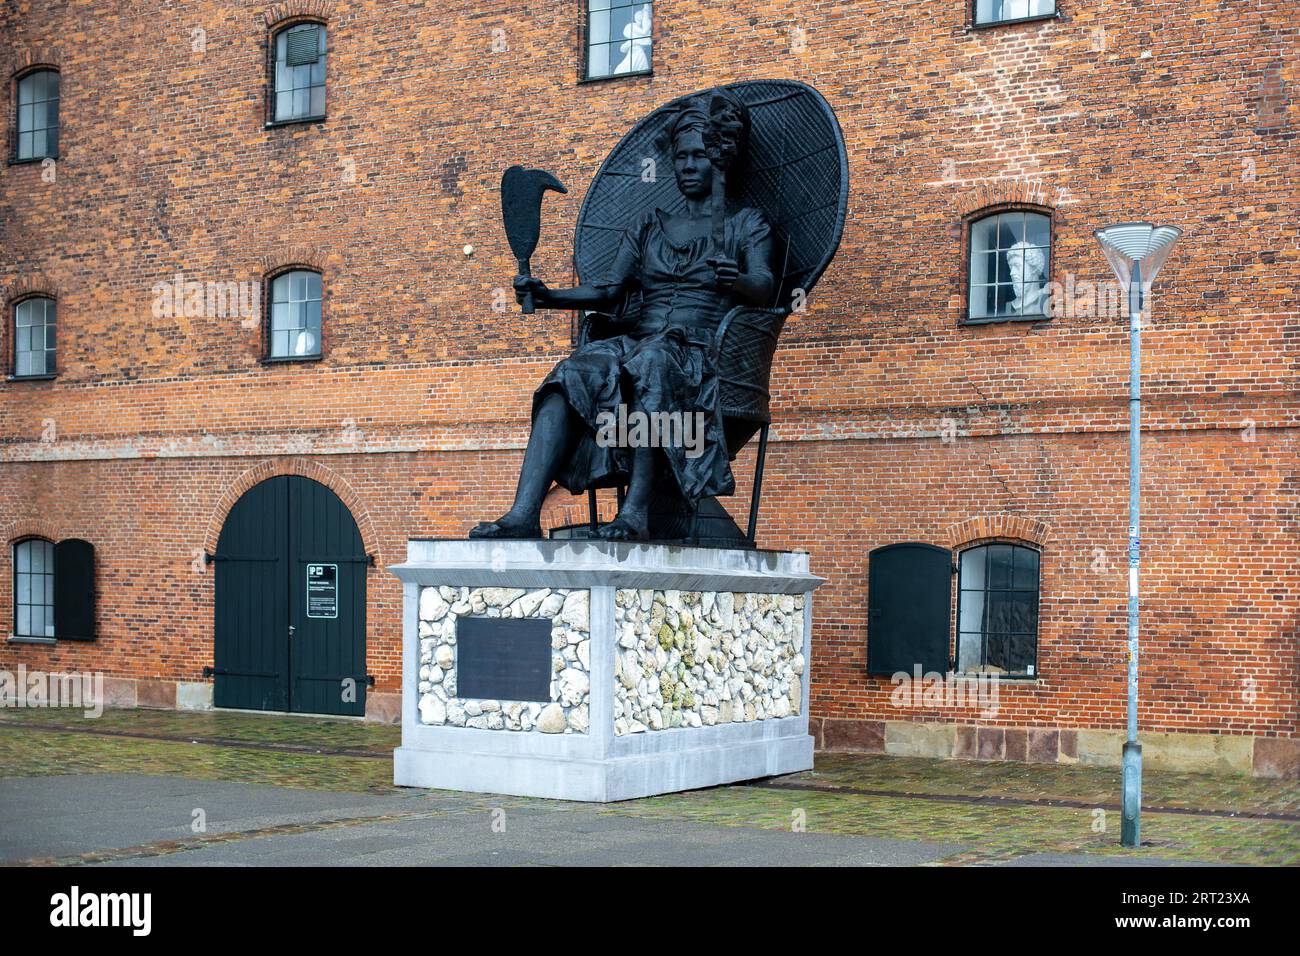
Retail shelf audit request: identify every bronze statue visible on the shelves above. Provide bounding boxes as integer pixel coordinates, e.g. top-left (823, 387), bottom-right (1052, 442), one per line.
top-left (471, 82), bottom-right (848, 546)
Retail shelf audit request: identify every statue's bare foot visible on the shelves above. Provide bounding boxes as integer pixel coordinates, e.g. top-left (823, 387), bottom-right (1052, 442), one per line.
top-left (469, 511), bottom-right (542, 539)
top-left (595, 510), bottom-right (649, 541)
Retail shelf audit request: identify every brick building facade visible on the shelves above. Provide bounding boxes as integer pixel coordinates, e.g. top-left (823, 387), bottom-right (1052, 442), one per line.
top-left (1, 1), bottom-right (1296, 774)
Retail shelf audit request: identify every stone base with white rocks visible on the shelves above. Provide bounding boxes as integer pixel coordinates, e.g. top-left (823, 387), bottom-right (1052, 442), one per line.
top-left (390, 539), bottom-right (823, 802)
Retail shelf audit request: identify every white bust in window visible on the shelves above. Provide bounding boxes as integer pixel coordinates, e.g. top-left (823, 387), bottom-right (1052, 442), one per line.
top-left (614, 5), bottom-right (652, 75)
top-left (1006, 240), bottom-right (1047, 316)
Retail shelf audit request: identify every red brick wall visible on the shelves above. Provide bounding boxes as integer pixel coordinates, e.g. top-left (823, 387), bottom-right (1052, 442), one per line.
top-left (1, 2), bottom-right (1296, 739)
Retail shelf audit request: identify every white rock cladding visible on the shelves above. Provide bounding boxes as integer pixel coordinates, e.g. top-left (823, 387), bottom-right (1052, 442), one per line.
top-left (613, 588), bottom-right (804, 735)
top-left (417, 586), bottom-right (590, 734)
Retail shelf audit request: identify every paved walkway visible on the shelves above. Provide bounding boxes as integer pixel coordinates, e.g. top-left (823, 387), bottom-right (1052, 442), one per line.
top-left (2, 773), bottom-right (964, 867)
top-left (1, 709), bottom-right (1296, 866)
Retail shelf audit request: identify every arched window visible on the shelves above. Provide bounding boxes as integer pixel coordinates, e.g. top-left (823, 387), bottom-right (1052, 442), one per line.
top-left (270, 22), bottom-right (326, 123)
top-left (12, 295), bottom-right (56, 377)
top-left (973, 1), bottom-right (1056, 27)
top-left (956, 543), bottom-right (1040, 676)
top-left (967, 209), bottom-right (1051, 322)
top-left (13, 538), bottom-right (55, 638)
top-left (267, 269), bottom-right (322, 359)
top-left (15, 68), bottom-right (59, 161)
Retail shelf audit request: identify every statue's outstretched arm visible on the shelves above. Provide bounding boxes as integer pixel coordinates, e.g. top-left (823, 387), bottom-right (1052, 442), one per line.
top-left (514, 275), bottom-right (625, 312)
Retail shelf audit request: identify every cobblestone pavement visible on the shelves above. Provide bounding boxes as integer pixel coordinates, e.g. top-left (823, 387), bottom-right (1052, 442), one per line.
top-left (0, 708), bottom-right (1296, 866)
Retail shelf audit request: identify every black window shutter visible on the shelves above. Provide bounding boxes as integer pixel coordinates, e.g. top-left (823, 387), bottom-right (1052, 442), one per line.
top-left (867, 543), bottom-right (952, 676)
top-left (53, 539), bottom-right (96, 641)
top-left (285, 26), bottom-right (320, 66)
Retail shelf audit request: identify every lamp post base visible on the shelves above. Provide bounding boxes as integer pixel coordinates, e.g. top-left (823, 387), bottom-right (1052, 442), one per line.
top-left (1121, 740), bottom-right (1143, 847)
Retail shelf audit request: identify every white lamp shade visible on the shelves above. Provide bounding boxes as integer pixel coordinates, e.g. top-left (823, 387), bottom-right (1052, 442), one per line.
top-left (1094, 222), bottom-right (1183, 290)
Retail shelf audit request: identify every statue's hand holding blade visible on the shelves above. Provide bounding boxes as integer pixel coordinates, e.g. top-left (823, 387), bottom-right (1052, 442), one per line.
top-left (500, 166), bottom-right (567, 314)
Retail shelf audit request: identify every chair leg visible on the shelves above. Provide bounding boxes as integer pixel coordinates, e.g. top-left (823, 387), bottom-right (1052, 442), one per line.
top-left (746, 424), bottom-right (770, 544)
top-left (587, 489), bottom-right (599, 533)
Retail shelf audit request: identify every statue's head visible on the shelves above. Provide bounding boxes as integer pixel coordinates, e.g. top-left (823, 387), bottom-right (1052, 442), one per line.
top-left (1007, 241), bottom-right (1047, 284)
top-left (667, 90), bottom-right (750, 201)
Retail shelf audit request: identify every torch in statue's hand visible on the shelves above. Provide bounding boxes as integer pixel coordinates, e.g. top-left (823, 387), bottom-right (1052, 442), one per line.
top-left (702, 93), bottom-right (747, 255)
top-left (500, 166), bottom-right (567, 315)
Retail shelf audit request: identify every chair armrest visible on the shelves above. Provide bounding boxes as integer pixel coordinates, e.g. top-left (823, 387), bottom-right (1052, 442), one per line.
top-left (710, 306), bottom-right (788, 365)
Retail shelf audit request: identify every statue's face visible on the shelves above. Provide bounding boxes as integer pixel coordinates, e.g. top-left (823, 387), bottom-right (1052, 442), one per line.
top-left (672, 129), bottom-right (712, 201)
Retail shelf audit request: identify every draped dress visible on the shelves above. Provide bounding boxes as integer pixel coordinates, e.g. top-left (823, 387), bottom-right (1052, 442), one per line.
top-left (534, 205), bottom-right (774, 505)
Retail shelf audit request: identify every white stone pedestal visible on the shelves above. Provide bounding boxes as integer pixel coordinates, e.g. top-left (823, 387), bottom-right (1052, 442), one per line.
top-left (389, 539), bottom-right (823, 802)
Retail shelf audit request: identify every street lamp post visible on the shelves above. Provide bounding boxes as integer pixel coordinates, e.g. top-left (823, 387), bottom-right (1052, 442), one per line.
top-left (1094, 222), bottom-right (1182, 848)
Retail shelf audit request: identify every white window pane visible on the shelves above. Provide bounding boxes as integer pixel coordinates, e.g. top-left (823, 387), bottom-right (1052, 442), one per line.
top-left (959, 591), bottom-right (985, 634)
top-left (16, 543), bottom-right (30, 572)
top-left (293, 88), bottom-right (308, 118)
top-left (589, 10), bottom-right (610, 43)
top-left (17, 606), bottom-right (31, 636)
top-left (291, 272), bottom-right (307, 300)
top-left (306, 272), bottom-right (322, 299)
top-left (1025, 213), bottom-right (1050, 247)
top-left (309, 85), bottom-right (325, 116)
top-left (961, 548), bottom-right (986, 590)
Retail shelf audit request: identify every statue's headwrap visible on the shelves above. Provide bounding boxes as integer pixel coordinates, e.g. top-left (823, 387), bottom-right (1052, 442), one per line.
top-left (663, 90), bottom-right (751, 191)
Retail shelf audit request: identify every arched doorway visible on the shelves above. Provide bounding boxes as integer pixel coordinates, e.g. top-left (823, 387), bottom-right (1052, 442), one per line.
top-left (213, 475), bottom-right (368, 716)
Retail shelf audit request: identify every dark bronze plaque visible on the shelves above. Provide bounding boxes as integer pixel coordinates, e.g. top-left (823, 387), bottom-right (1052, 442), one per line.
top-left (456, 616), bottom-right (553, 702)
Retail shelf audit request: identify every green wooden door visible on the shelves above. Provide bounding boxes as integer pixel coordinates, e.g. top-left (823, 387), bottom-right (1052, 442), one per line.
top-left (214, 476), bottom-right (367, 716)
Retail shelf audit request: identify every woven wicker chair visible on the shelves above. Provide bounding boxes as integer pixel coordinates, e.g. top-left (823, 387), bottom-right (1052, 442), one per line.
top-left (569, 79), bottom-right (848, 546)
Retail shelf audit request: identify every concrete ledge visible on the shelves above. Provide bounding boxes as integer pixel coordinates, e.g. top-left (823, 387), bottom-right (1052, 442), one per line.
top-left (816, 717), bottom-right (1288, 777)
top-left (176, 681), bottom-right (213, 711)
top-left (395, 733), bottom-right (813, 802)
top-left (390, 539), bottom-right (823, 594)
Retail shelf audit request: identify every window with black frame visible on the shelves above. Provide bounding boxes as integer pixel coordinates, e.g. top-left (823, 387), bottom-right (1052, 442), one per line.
top-left (267, 270), bottom-right (322, 359)
top-left (13, 296), bottom-right (56, 377)
top-left (586, 1), bottom-right (652, 80)
top-left (973, 0), bottom-right (1056, 27)
top-left (967, 209), bottom-right (1051, 322)
top-left (956, 543), bottom-right (1040, 677)
top-left (14, 539), bottom-right (55, 639)
top-left (271, 22), bottom-right (326, 123)
top-left (15, 68), bottom-right (59, 161)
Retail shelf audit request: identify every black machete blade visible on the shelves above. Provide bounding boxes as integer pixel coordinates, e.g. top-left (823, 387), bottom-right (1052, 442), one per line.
top-left (500, 166), bottom-right (567, 264)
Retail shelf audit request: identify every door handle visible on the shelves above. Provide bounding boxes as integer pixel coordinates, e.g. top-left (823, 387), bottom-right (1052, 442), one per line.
top-left (288, 624), bottom-right (296, 638)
